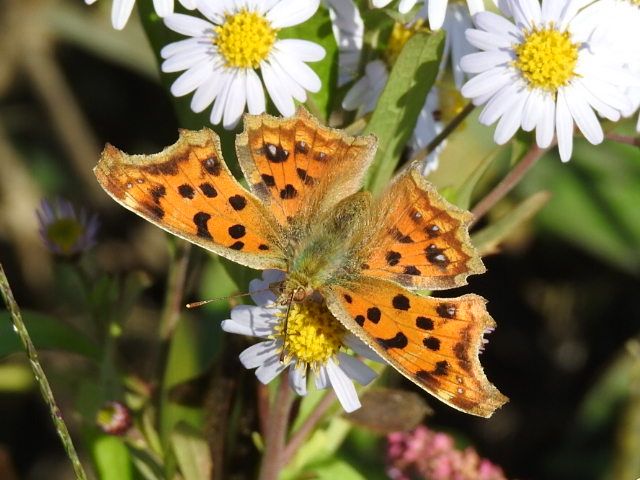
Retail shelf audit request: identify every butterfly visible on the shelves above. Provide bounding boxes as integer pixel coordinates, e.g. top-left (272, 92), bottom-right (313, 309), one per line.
top-left (94, 108), bottom-right (507, 417)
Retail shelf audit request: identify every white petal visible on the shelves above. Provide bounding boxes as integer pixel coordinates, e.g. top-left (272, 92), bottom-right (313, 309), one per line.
top-left (535, 92), bottom-right (556, 148)
top-left (427, 0), bottom-right (447, 29)
top-left (493, 92), bottom-right (526, 144)
top-left (255, 357), bottom-right (288, 384)
top-left (521, 89), bottom-right (543, 132)
top-left (170, 60), bottom-right (214, 96)
top-left (239, 340), bottom-right (279, 369)
top-left (190, 67), bottom-right (224, 112)
top-left (164, 13), bottom-right (214, 37)
top-left (289, 365), bottom-right (307, 396)
top-left (509, 0), bottom-right (541, 29)
top-left (555, 88), bottom-right (574, 162)
top-left (153, 0), bottom-right (174, 17)
top-left (274, 39), bottom-right (325, 62)
top-left (564, 84), bottom-right (603, 145)
top-left (228, 305), bottom-right (274, 335)
top-left (461, 67), bottom-right (512, 100)
top-left (325, 359), bottom-right (361, 413)
top-left (210, 71), bottom-right (234, 125)
top-left (161, 48), bottom-right (211, 72)
top-left (161, 37), bottom-right (210, 59)
top-left (460, 50), bottom-right (511, 74)
top-left (478, 81), bottom-right (521, 125)
top-left (398, 0), bottom-right (418, 15)
top-left (245, 69), bottom-right (266, 115)
top-left (336, 352), bottom-right (377, 386)
top-left (196, 0), bottom-right (228, 23)
top-left (465, 28), bottom-right (513, 51)
top-left (261, 61), bottom-right (296, 116)
top-left (271, 50), bottom-right (321, 93)
top-left (473, 11), bottom-right (519, 38)
top-left (466, 0), bottom-right (485, 15)
top-left (267, 0), bottom-right (320, 28)
top-left (371, 0), bottom-right (392, 6)
top-left (179, 0), bottom-right (197, 9)
top-left (314, 366), bottom-right (329, 389)
top-left (222, 71), bottom-right (247, 129)
top-left (111, 0), bottom-right (135, 30)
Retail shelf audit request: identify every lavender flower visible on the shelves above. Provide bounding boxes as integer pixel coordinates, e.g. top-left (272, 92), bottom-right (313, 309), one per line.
top-left (36, 198), bottom-right (99, 257)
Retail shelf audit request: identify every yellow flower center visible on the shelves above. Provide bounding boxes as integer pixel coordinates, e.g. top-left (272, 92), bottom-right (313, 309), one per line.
top-left (514, 27), bottom-right (579, 91)
top-left (385, 19), bottom-right (427, 66)
top-left (275, 300), bottom-right (346, 369)
top-left (215, 10), bottom-right (277, 69)
top-left (629, 0), bottom-right (640, 6)
top-left (47, 219), bottom-right (84, 254)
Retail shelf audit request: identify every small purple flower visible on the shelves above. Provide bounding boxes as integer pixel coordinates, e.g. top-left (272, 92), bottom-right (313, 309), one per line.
top-left (386, 425), bottom-right (507, 480)
top-left (36, 198), bottom-right (99, 257)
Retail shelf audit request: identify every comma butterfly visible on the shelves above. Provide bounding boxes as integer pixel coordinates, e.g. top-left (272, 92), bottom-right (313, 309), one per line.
top-left (94, 108), bottom-right (507, 417)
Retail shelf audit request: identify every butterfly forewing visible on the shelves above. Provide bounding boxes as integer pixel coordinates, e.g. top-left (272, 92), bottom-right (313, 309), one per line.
top-left (236, 108), bottom-right (377, 227)
top-left (363, 168), bottom-right (485, 290)
top-left (324, 277), bottom-right (507, 418)
top-left (94, 128), bottom-right (286, 270)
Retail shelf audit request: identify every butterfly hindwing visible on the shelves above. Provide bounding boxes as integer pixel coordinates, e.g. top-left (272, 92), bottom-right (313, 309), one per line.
top-left (236, 107), bottom-right (377, 227)
top-left (362, 167), bottom-right (485, 290)
top-left (324, 277), bottom-right (507, 418)
top-left (94, 128), bottom-right (286, 270)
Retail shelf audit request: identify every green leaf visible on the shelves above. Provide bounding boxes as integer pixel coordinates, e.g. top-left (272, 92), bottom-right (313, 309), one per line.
top-left (364, 30), bottom-right (445, 194)
top-left (171, 422), bottom-right (213, 480)
top-left (0, 311), bottom-right (100, 361)
top-left (472, 191), bottom-right (552, 256)
top-left (303, 458), bottom-right (367, 480)
top-left (91, 435), bottom-right (133, 480)
top-left (278, 4), bottom-right (338, 120)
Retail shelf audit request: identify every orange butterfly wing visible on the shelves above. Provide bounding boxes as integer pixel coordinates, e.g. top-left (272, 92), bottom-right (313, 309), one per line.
top-left (236, 108), bottom-right (377, 226)
top-left (363, 168), bottom-right (485, 290)
top-left (325, 277), bottom-right (507, 417)
top-left (94, 128), bottom-right (286, 270)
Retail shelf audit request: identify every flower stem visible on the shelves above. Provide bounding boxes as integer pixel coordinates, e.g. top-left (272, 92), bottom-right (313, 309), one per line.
top-left (282, 390), bottom-right (336, 465)
top-left (470, 142), bottom-right (551, 227)
top-left (258, 377), bottom-right (295, 480)
top-left (0, 263), bottom-right (88, 480)
top-left (606, 133), bottom-right (640, 147)
top-left (408, 102), bottom-right (476, 165)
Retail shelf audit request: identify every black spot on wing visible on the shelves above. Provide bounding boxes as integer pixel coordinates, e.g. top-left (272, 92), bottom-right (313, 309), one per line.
top-left (178, 184), bottom-right (195, 199)
top-left (193, 212), bottom-right (212, 239)
top-left (392, 294), bottom-right (410, 311)
top-left (228, 224), bottom-right (246, 239)
top-left (229, 195), bottom-right (247, 211)
top-left (377, 332), bottom-right (408, 350)
top-left (202, 156), bottom-right (221, 176)
top-left (416, 316), bottom-right (434, 330)
top-left (436, 303), bottom-right (456, 319)
top-left (200, 183), bottom-right (217, 197)
top-left (264, 143), bottom-right (289, 163)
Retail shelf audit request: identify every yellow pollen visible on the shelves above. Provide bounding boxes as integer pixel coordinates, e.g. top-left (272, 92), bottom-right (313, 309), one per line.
top-left (385, 19), bottom-right (427, 66)
top-left (275, 300), bottom-right (346, 369)
top-left (514, 27), bottom-right (579, 91)
top-left (215, 10), bottom-right (277, 69)
top-left (629, 0), bottom-right (640, 6)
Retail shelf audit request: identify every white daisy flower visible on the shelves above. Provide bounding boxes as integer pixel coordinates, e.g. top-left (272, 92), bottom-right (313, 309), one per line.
top-left (411, 88), bottom-right (444, 175)
top-left (575, 0), bottom-right (640, 131)
top-left (460, 0), bottom-right (637, 162)
top-left (221, 270), bottom-right (380, 413)
top-left (160, 0), bottom-right (325, 129)
top-left (325, 0), bottom-right (364, 86)
top-left (84, 0), bottom-right (196, 30)
top-left (370, 0), bottom-right (485, 30)
top-left (440, 2), bottom-right (477, 89)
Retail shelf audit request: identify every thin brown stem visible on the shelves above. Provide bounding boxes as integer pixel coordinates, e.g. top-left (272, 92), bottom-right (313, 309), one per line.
top-left (159, 240), bottom-right (192, 341)
top-left (470, 142), bottom-right (552, 227)
top-left (257, 378), bottom-right (295, 480)
top-left (606, 133), bottom-right (640, 147)
top-left (408, 102), bottom-right (476, 166)
top-left (282, 390), bottom-right (336, 465)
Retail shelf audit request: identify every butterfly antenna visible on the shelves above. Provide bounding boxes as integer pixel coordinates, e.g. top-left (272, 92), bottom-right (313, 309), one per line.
top-left (279, 289), bottom-right (297, 363)
top-left (185, 289), bottom-right (270, 309)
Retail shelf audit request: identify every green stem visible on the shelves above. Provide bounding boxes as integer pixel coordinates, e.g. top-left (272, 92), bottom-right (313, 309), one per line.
top-left (257, 378), bottom-right (295, 480)
top-left (606, 133), bottom-right (640, 148)
top-left (0, 263), bottom-right (88, 480)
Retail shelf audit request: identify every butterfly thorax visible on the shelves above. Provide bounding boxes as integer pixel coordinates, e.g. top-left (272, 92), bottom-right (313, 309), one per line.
top-left (282, 192), bottom-right (372, 300)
